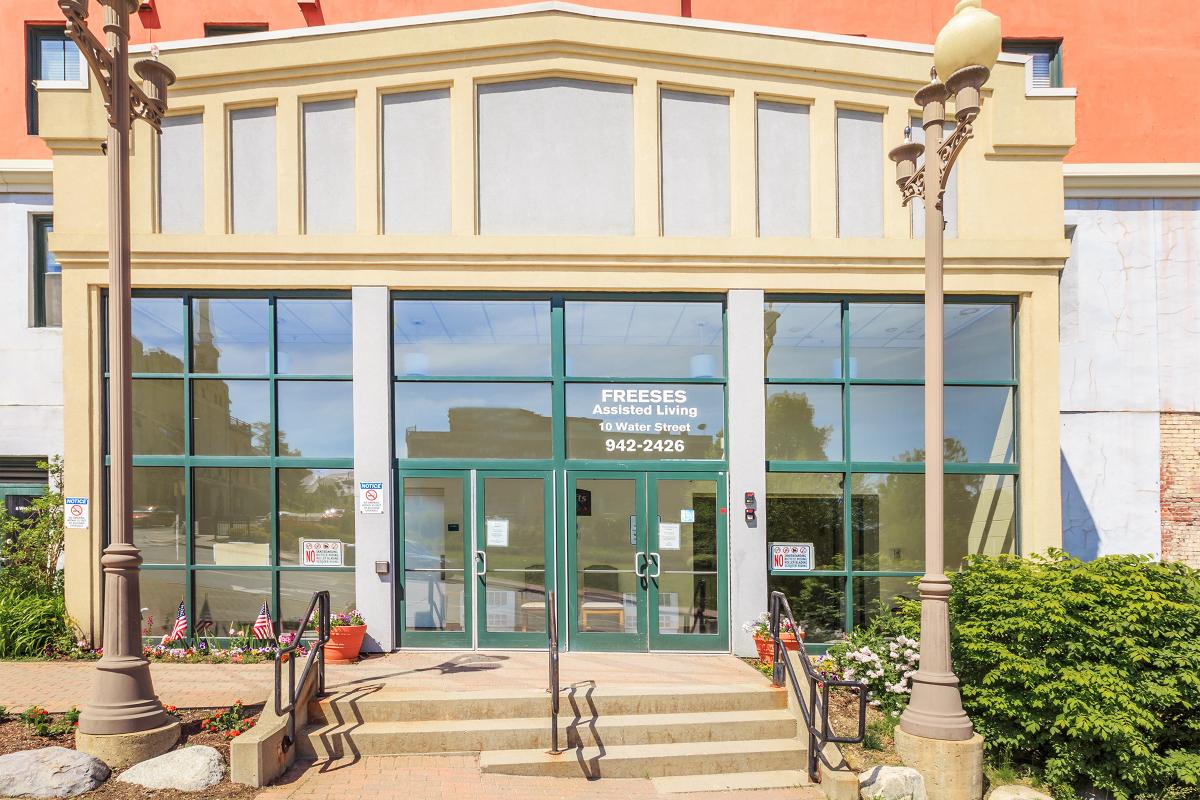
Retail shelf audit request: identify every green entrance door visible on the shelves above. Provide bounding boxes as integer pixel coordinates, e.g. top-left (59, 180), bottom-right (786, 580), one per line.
top-left (397, 471), bottom-right (472, 647)
top-left (474, 471), bottom-right (554, 648)
top-left (568, 472), bottom-right (727, 652)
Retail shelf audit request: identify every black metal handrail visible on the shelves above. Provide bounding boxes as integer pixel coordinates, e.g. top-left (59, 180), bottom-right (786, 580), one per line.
top-left (275, 590), bottom-right (331, 754)
top-left (769, 590), bottom-right (868, 783)
top-left (546, 589), bottom-right (562, 754)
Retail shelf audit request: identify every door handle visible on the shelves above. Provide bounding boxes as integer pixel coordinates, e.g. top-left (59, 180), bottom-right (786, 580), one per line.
top-left (649, 552), bottom-right (662, 579)
top-left (634, 552), bottom-right (647, 578)
top-left (475, 550), bottom-right (487, 577)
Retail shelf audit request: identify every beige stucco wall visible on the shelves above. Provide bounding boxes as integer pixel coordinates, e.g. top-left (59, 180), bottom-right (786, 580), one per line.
top-left (37, 7), bottom-right (1073, 642)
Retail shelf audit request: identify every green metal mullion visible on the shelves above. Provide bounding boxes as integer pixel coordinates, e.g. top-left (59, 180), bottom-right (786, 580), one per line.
top-left (183, 296), bottom-right (194, 637)
top-left (268, 297), bottom-right (280, 619)
top-left (551, 299), bottom-right (566, 466)
top-left (765, 377), bottom-right (844, 385)
top-left (943, 379), bottom-right (1017, 387)
top-left (944, 462), bottom-right (1018, 475)
top-left (393, 375), bottom-right (551, 383)
top-left (840, 300), bottom-right (854, 634)
top-left (564, 376), bottom-right (726, 385)
top-left (847, 378), bottom-right (923, 386)
top-left (184, 462), bottom-right (194, 637)
top-left (766, 461), bottom-right (849, 473)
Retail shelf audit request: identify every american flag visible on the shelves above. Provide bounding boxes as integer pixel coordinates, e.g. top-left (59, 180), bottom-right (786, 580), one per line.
top-left (195, 598), bottom-right (214, 634)
top-left (252, 602), bottom-right (276, 641)
top-left (163, 600), bottom-right (187, 643)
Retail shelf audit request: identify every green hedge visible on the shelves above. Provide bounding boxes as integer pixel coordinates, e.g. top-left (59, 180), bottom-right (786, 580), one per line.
top-left (0, 588), bottom-right (72, 659)
top-left (889, 552), bottom-right (1200, 800)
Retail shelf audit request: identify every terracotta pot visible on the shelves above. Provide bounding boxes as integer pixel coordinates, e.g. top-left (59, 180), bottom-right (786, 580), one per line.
top-left (754, 632), bottom-right (803, 662)
top-left (324, 624), bottom-right (366, 664)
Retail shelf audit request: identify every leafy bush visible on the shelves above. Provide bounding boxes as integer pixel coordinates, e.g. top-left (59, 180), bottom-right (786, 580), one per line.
top-left (0, 587), bottom-right (73, 658)
top-left (879, 552), bottom-right (1200, 800)
top-left (817, 620), bottom-right (920, 718)
top-left (0, 457), bottom-right (66, 598)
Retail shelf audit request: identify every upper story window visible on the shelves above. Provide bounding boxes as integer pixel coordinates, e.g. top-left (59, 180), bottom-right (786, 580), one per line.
top-left (1003, 39), bottom-right (1063, 89)
top-left (229, 106), bottom-right (278, 234)
top-left (836, 109), bottom-right (884, 238)
top-left (205, 23), bottom-right (269, 37)
top-left (32, 215), bottom-right (61, 328)
top-left (26, 25), bottom-right (86, 135)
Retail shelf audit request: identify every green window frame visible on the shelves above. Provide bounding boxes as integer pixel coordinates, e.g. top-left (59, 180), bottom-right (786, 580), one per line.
top-left (764, 295), bottom-right (1020, 648)
top-left (1002, 39), bottom-right (1063, 89)
top-left (103, 290), bottom-right (355, 643)
top-left (32, 215), bottom-right (61, 328)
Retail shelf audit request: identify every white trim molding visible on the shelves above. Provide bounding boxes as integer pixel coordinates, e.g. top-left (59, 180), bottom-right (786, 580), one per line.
top-left (1064, 163), bottom-right (1200, 199)
top-left (0, 160), bottom-right (54, 194)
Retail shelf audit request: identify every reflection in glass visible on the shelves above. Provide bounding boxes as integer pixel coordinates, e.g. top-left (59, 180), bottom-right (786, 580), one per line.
top-left (193, 380), bottom-right (269, 456)
top-left (848, 303), bottom-right (924, 379)
top-left (193, 468), bottom-right (271, 566)
top-left (765, 302), bottom-right (841, 378)
top-left (139, 569), bottom-right (185, 639)
top-left (132, 379), bottom-right (185, 455)
top-left (193, 569), bottom-right (272, 637)
top-left (279, 570), bottom-right (355, 636)
top-left (277, 299), bottom-right (353, 375)
top-left (575, 479), bottom-right (638, 634)
top-left (277, 382), bottom-right (353, 457)
top-left (133, 467), bottom-right (185, 565)
top-left (854, 576), bottom-right (919, 628)
top-left (765, 385), bottom-right (842, 461)
top-left (766, 575), bottom-right (845, 643)
top-left (394, 383), bottom-right (551, 459)
top-left (482, 477), bottom-right (546, 633)
top-left (850, 386), bottom-right (922, 462)
top-left (945, 474), bottom-right (1016, 570)
top-left (278, 469), bottom-right (354, 566)
top-left (765, 473), bottom-right (844, 571)
top-left (851, 473), bottom-right (924, 572)
top-left (655, 479), bottom-right (718, 635)
top-left (192, 298), bottom-right (269, 374)
top-left (565, 383), bottom-right (725, 460)
top-left (393, 300), bottom-right (551, 377)
top-left (403, 477), bottom-right (467, 632)
top-left (565, 301), bottom-right (724, 378)
top-left (945, 386), bottom-right (1014, 463)
top-left (945, 304), bottom-right (1013, 381)
top-left (132, 297), bottom-right (185, 373)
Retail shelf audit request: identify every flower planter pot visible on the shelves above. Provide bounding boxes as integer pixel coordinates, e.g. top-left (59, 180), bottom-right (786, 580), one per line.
top-left (324, 624), bottom-right (366, 664)
top-left (754, 632), bottom-right (802, 662)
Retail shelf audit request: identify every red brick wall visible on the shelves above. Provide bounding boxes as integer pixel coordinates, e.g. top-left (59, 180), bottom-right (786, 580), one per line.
top-left (1161, 413), bottom-right (1200, 567)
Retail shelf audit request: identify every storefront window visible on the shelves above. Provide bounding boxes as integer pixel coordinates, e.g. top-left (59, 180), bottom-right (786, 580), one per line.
top-left (765, 297), bottom-right (1018, 643)
top-left (393, 299), bottom-right (551, 377)
top-left (116, 292), bottom-right (355, 641)
top-left (394, 382), bottom-right (552, 459)
top-left (565, 300), bottom-right (724, 378)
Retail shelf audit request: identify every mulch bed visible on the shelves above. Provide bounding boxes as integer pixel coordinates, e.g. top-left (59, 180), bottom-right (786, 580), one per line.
top-left (0, 706), bottom-right (263, 799)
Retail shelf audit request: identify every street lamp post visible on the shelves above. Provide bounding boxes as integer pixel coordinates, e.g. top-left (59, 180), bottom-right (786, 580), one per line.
top-left (887, 0), bottom-right (999, 748)
top-left (58, 0), bottom-right (179, 760)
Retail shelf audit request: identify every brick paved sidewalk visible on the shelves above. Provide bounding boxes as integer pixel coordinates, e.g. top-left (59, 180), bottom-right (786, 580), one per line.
top-left (255, 755), bottom-right (823, 800)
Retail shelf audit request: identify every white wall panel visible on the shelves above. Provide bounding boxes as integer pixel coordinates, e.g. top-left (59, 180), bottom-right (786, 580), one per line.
top-left (229, 106), bottom-right (277, 234)
top-left (158, 114), bottom-right (203, 234)
top-left (304, 98), bottom-right (356, 235)
top-left (836, 109), bottom-right (883, 238)
top-left (756, 101), bottom-right (810, 237)
top-left (382, 89), bottom-right (451, 235)
top-left (478, 78), bottom-right (633, 235)
top-left (661, 90), bottom-right (730, 236)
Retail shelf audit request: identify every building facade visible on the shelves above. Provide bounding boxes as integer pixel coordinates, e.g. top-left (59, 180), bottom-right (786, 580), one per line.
top-left (37, 4), bottom-right (1072, 654)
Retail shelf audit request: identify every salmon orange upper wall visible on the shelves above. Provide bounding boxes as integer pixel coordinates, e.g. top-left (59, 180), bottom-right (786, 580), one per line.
top-left (6, 0), bottom-right (1197, 163)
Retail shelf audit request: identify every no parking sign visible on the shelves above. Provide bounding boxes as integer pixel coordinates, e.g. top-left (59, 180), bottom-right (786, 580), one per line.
top-left (64, 497), bottom-right (90, 530)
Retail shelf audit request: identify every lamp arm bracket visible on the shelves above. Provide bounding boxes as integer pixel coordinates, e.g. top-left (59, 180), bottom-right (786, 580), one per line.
top-left (937, 116), bottom-right (976, 190)
top-left (900, 170), bottom-right (925, 207)
top-left (130, 83), bottom-right (166, 132)
top-left (61, 22), bottom-right (115, 116)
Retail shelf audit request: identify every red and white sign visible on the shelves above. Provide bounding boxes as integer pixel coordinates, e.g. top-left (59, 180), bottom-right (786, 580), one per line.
top-left (770, 542), bottom-right (814, 572)
top-left (64, 497), bottom-right (90, 530)
top-left (301, 539), bottom-right (344, 567)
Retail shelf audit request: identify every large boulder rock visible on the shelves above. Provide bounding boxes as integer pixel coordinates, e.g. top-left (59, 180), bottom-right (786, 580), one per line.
top-left (117, 745), bottom-right (224, 792)
top-left (990, 787), bottom-right (1053, 800)
top-left (0, 747), bottom-right (110, 798)
top-left (859, 765), bottom-right (928, 800)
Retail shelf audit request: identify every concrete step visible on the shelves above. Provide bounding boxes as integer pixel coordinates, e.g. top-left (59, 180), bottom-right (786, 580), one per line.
top-left (479, 738), bottom-right (807, 779)
top-left (310, 684), bottom-right (786, 724)
top-left (298, 709), bottom-right (800, 759)
top-left (652, 769), bottom-right (811, 793)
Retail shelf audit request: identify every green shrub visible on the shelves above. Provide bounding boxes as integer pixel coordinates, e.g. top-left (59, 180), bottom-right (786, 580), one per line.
top-left (896, 552), bottom-right (1200, 800)
top-left (0, 588), bottom-right (72, 658)
top-left (0, 457), bottom-right (66, 598)
top-left (818, 622), bottom-right (921, 718)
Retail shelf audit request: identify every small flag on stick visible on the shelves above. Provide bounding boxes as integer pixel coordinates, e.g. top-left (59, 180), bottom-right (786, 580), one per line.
top-left (252, 601), bottom-right (276, 641)
top-left (163, 600), bottom-right (187, 644)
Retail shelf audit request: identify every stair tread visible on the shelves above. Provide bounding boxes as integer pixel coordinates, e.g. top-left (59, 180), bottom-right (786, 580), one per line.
top-left (652, 770), bottom-right (811, 793)
top-left (318, 684), bottom-right (776, 703)
top-left (480, 737), bottom-right (805, 768)
top-left (306, 708), bottom-right (796, 734)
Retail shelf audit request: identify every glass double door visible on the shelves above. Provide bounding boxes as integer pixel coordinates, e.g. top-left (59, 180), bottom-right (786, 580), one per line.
top-left (567, 472), bottom-right (727, 652)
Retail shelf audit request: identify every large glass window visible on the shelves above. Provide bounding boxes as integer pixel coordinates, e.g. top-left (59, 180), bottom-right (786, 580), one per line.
top-left (111, 293), bottom-right (354, 641)
top-left (765, 298), bottom-right (1018, 644)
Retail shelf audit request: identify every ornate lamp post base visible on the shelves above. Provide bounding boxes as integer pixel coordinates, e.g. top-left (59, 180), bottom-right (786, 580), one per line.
top-left (895, 728), bottom-right (985, 800)
top-left (76, 719), bottom-right (181, 770)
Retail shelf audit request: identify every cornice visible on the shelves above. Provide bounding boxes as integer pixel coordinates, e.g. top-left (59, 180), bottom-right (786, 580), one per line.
top-left (1063, 163), bottom-right (1200, 198)
top-left (0, 159), bottom-right (53, 194)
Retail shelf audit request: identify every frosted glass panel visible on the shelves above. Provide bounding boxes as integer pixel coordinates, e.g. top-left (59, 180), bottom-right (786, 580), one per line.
top-left (230, 107), bottom-right (277, 234)
top-left (382, 89), bottom-right (450, 234)
top-left (757, 101), bottom-right (810, 237)
top-left (836, 109), bottom-right (883, 238)
top-left (478, 78), bottom-right (633, 235)
top-left (159, 114), bottom-right (203, 233)
top-left (661, 90), bottom-right (730, 236)
top-left (304, 99), bottom-right (356, 234)
top-left (911, 119), bottom-right (958, 239)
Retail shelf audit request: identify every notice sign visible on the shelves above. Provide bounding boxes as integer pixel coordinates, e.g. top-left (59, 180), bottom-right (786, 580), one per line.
top-left (64, 497), bottom-right (89, 530)
top-left (771, 542), bottom-right (815, 572)
top-left (659, 522), bottom-right (681, 550)
top-left (358, 482), bottom-right (384, 514)
top-left (301, 539), bottom-right (344, 567)
top-left (486, 518), bottom-right (510, 547)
